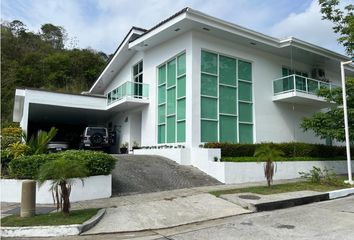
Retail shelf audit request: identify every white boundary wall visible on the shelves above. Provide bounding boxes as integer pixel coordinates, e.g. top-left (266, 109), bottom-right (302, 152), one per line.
top-left (1, 175), bottom-right (111, 204)
top-left (135, 147), bottom-right (352, 184)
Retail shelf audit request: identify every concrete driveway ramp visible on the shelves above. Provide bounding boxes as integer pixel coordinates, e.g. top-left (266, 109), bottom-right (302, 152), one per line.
top-left (112, 155), bottom-right (222, 196)
top-left (83, 193), bottom-right (250, 234)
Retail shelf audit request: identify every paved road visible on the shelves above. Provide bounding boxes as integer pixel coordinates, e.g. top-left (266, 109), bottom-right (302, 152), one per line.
top-left (9, 195), bottom-right (353, 240)
top-left (112, 155), bottom-right (222, 196)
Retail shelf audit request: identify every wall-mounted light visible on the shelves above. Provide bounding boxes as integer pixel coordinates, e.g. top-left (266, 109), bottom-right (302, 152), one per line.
top-left (250, 42), bottom-right (257, 46)
top-left (202, 27), bottom-right (210, 31)
top-left (175, 28), bottom-right (180, 32)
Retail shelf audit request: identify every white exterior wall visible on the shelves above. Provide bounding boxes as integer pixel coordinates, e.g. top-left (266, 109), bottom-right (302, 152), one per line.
top-left (191, 31), bottom-right (341, 145)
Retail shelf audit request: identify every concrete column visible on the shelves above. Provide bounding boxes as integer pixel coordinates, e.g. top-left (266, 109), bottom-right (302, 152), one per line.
top-left (21, 180), bottom-right (36, 217)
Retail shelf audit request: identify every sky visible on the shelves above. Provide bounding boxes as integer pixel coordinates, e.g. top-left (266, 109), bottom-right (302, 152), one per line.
top-left (1, 0), bottom-right (349, 55)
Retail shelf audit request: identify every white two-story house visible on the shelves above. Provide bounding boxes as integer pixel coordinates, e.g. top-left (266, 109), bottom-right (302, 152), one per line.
top-left (13, 7), bottom-right (354, 159)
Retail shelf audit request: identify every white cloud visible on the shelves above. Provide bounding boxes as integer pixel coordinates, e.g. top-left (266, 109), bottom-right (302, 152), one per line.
top-left (1, 0), bottom-right (346, 55)
top-left (269, 1), bottom-right (345, 54)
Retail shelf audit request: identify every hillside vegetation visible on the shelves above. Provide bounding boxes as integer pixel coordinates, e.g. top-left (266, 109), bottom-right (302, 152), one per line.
top-left (1, 20), bottom-right (108, 125)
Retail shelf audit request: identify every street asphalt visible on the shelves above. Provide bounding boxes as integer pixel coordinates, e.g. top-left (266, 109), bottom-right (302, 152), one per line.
top-left (5, 194), bottom-right (353, 240)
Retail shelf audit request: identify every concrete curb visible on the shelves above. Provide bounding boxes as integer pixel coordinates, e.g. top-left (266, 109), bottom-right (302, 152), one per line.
top-left (328, 187), bottom-right (354, 199)
top-left (0, 209), bottom-right (106, 238)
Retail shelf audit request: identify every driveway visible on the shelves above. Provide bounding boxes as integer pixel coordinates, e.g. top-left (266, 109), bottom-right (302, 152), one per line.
top-left (111, 155), bottom-right (222, 196)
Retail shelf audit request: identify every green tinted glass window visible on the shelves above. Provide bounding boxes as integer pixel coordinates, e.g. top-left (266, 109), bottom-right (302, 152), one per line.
top-left (201, 51), bottom-right (217, 74)
top-left (219, 86), bottom-right (236, 114)
top-left (177, 98), bottom-right (186, 120)
top-left (158, 85), bottom-right (166, 104)
top-left (220, 115), bottom-right (237, 143)
top-left (201, 97), bottom-right (217, 119)
top-left (201, 73), bottom-right (217, 97)
top-left (167, 87), bottom-right (176, 115)
top-left (167, 59), bottom-right (176, 87)
top-left (177, 121), bottom-right (185, 142)
top-left (158, 125), bottom-right (165, 144)
top-left (219, 55), bottom-right (236, 86)
top-left (158, 65), bottom-right (166, 85)
top-left (166, 116), bottom-right (176, 143)
top-left (158, 105), bottom-right (165, 124)
top-left (177, 76), bottom-right (186, 98)
top-left (239, 102), bottom-right (253, 122)
top-left (177, 54), bottom-right (186, 76)
top-left (201, 120), bottom-right (218, 142)
top-left (238, 81), bottom-right (252, 101)
top-left (238, 60), bottom-right (252, 81)
top-left (282, 67), bottom-right (288, 77)
top-left (239, 124), bottom-right (253, 143)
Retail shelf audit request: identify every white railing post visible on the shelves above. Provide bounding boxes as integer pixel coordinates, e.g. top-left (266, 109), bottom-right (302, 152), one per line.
top-left (305, 76), bottom-right (308, 93)
top-left (293, 74), bottom-right (296, 92)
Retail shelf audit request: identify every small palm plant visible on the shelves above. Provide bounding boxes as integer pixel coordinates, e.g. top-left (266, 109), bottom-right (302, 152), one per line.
top-left (26, 127), bottom-right (58, 154)
top-left (254, 144), bottom-right (284, 187)
top-left (37, 158), bottom-right (88, 215)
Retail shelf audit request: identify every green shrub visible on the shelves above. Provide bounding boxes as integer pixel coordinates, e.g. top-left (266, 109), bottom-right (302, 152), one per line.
top-left (204, 142), bottom-right (350, 158)
top-left (1, 127), bottom-right (23, 149)
top-left (9, 150), bottom-right (116, 179)
top-left (299, 166), bottom-right (341, 186)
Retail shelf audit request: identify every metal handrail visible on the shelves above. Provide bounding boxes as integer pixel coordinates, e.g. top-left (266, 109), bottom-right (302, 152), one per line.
top-left (273, 74), bottom-right (340, 96)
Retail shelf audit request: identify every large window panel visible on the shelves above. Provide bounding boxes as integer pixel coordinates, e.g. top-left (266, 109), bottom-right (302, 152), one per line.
top-left (238, 60), bottom-right (252, 81)
top-left (158, 105), bottom-right (165, 124)
top-left (201, 120), bottom-right (218, 142)
top-left (220, 115), bottom-right (237, 143)
top-left (239, 102), bottom-right (253, 123)
top-left (177, 121), bottom-right (186, 142)
top-left (158, 125), bottom-right (165, 144)
top-left (177, 76), bottom-right (186, 98)
top-left (201, 97), bottom-right (217, 119)
top-left (238, 81), bottom-right (252, 101)
top-left (239, 124), bottom-right (253, 143)
top-left (201, 73), bottom-right (217, 97)
top-left (166, 116), bottom-right (176, 143)
top-left (166, 87), bottom-right (176, 115)
top-left (158, 65), bottom-right (166, 85)
top-left (177, 54), bottom-right (186, 76)
top-left (158, 85), bottom-right (166, 104)
top-left (219, 86), bottom-right (237, 114)
top-left (201, 51), bottom-right (217, 74)
top-left (219, 55), bottom-right (236, 86)
top-left (167, 59), bottom-right (176, 87)
top-left (177, 98), bottom-right (186, 120)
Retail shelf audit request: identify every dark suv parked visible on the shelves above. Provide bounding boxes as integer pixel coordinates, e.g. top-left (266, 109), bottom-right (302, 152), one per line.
top-left (80, 127), bottom-right (109, 150)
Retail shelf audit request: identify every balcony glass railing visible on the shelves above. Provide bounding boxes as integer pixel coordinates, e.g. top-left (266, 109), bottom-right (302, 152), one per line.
top-left (107, 81), bottom-right (149, 105)
top-left (273, 74), bottom-right (340, 96)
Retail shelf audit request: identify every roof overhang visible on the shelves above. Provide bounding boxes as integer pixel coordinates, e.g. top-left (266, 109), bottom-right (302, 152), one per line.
top-left (89, 7), bottom-right (352, 95)
top-left (89, 27), bottom-right (146, 94)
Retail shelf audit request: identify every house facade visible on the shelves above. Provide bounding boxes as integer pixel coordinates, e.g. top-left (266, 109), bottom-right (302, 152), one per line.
top-left (14, 8), bottom-right (354, 156)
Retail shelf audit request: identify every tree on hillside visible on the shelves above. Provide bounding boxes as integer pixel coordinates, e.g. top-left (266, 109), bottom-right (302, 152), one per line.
top-left (1, 20), bottom-right (107, 124)
top-left (40, 23), bottom-right (67, 50)
top-left (319, 0), bottom-right (354, 56)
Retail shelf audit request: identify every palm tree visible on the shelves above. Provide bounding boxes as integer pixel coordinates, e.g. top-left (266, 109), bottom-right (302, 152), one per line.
top-left (25, 127), bottom-right (58, 154)
top-left (254, 144), bottom-right (284, 187)
top-left (37, 158), bottom-right (88, 215)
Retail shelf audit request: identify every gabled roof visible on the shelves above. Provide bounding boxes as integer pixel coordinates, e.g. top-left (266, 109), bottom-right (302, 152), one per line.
top-left (89, 7), bottom-right (351, 94)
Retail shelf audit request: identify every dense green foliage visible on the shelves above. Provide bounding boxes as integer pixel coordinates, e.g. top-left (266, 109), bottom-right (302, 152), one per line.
top-left (1, 20), bottom-right (107, 124)
top-left (9, 150), bottom-right (116, 179)
top-left (1, 208), bottom-right (99, 227)
top-left (1, 127), bottom-right (23, 149)
top-left (319, 0), bottom-right (354, 56)
top-left (222, 156), bottom-right (346, 162)
top-left (301, 78), bottom-right (354, 142)
top-left (204, 142), bottom-right (351, 158)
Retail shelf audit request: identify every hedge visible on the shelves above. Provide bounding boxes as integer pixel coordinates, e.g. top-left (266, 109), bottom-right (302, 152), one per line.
top-left (9, 150), bottom-right (116, 179)
top-left (204, 142), bottom-right (351, 158)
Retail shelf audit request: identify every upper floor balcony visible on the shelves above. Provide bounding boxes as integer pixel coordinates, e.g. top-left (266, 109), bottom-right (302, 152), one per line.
top-left (272, 74), bottom-right (340, 107)
top-left (107, 81), bottom-right (149, 111)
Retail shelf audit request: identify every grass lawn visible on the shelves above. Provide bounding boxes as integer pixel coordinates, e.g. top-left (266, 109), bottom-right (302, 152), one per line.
top-left (1, 208), bottom-right (99, 227)
top-left (210, 177), bottom-right (351, 197)
top-left (222, 156), bottom-right (346, 162)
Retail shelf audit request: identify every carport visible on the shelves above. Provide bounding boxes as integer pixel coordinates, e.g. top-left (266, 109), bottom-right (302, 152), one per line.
top-left (13, 88), bottom-right (116, 149)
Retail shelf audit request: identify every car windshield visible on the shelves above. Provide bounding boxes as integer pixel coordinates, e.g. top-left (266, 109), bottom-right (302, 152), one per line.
top-left (86, 128), bottom-right (106, 135)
